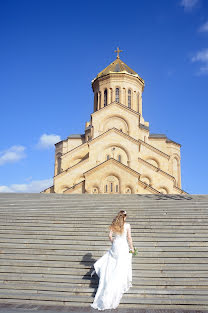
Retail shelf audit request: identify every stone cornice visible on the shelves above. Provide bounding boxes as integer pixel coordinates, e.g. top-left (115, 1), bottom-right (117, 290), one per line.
top-left (107, 129), bottom-right (169, 159)
top-left (90, 128), bottom-right (170, 159)
top-left (61, 141), bottom-right (88, 159)
top-left (84, 157), bottom-right (141, 178)
top-left (173, 185), bottom-right (189, 195)
top-left (60, 127), bottom-right (170, 162)
top-left (138, 157), bottom-right (176, 183)
top-left (149, 136), bottom-right (181, 147)
top-left (92, 72), bottom-right (144, 91)
top-left (53, 157), bottom-right (89, 179)
top-left (138, 157), bottom-right (188, 195)
top-left (138, 180), bottom-right (161, 194)
top-left (62, 168), bottom-right (161, 195)
top-left (91, 101), bottom-right (140, 118)
top-left (63, 180), bottom-right (85, 193)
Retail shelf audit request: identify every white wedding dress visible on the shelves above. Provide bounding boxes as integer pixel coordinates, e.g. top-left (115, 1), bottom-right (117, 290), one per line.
top-left (91, 222), bottom-right (132, 310)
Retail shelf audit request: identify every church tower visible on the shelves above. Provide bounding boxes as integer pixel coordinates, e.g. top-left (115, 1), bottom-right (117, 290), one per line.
top-left (42, 49), bottom-right (187, 195)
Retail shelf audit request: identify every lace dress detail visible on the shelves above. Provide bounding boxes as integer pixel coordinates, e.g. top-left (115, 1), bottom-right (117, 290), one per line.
top-left (91, 222), bottom-right (132, 310)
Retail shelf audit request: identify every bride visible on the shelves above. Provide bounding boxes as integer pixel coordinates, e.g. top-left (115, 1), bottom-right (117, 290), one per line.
top-left (90, 210), bottom-right (134, 310)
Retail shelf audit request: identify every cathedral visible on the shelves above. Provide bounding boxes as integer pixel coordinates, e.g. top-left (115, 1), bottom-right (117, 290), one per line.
top-left (42, 49), bottom-right (187, 195)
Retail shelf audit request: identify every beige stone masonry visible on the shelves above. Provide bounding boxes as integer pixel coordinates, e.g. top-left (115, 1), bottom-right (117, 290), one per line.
top-left (42, 56), bottom-right (187, 194)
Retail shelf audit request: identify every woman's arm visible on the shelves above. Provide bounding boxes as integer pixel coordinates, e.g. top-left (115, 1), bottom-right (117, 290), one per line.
top-left (127, 224), bottom-right (134, 253)
top-left (109, 229), bottom-right (113, 243)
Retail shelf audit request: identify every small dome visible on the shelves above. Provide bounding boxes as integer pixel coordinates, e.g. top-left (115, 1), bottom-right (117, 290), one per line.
top-left (93, 58), bottom-right (144, 84)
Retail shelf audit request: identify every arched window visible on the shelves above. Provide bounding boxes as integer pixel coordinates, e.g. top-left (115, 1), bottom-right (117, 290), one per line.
top-left (95, 92), bottom-right (98, 111)
top-left (104, 89), bottom-right (107, 107)
top-left (105, 185), bottom-right (108, 193)
top-left (118, 155), bottom-right (121, 162)
top-left (57, 155), bottom-right (61, 175)
top-left (116, 185), bottom-right (119, 193)
top-left (107, 154), bottom-right (110, 160)
top-left (115, 88), bottom-right (120, 102)
top-left (110, 183), bottom-right (113, 192)
top-left (128, 89), bottom-right (131, 108)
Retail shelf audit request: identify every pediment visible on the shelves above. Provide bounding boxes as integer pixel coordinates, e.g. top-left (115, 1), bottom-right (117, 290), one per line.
top-left (90, 128), bottom-right (170, 159)
top-left (84, 158), bottom-right (140, 178)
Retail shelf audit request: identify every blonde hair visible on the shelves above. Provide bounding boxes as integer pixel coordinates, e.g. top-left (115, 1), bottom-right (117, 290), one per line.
top-left (109, 210), bottom-right (127, 234)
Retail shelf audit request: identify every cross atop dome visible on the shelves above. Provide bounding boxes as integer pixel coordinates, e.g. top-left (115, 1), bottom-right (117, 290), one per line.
top-left (114, 47), bottom-right (123, 59)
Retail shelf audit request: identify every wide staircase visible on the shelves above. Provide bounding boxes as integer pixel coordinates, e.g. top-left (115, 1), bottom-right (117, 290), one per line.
top-left (0, 193), bottom-right (208, 311)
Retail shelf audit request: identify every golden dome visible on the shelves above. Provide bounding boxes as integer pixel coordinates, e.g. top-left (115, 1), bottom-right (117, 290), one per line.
top-left (92, 57), bottom-right (144, 85)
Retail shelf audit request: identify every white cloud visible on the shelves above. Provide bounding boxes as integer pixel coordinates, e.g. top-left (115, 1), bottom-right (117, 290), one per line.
top-left (36, 133), bottom-right (61, 149)
top-left (199, 21), bottom-right (208, 32)
top-left (192, 48), bottom-right (208, 74)
top-left (0, 145), bottom-right (26, 166)
top-left (180, 0), bottom-right (199, 11)
top-left (0, 178), bottom-right (53, 193)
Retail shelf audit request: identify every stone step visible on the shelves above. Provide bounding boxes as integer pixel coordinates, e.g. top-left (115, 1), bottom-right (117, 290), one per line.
top-left (0, 199), bottom-right (206, 204)
top-left (0, 299), bottom-right (207, 311)
top-left (1, 228), bottom-right (208, 234)
top-left (1, 244), bottom-right (208, 253)
top-left (2, 233), bottom-right (208, 239)
top-left (1, 225), bottom-right (208, 230)
top-left (1, 238), bottom-right (208, 246)
top-left (1, 259), bottom-right (208, 271)
top-left (1, 221), bottom-right (208, 227)
top-left (1, 214), bottom-right (208, 220)
top-left (1, 280), bottom-right (208, 294)
top-left (0, 290), bottom-right (208, 305)
top-left (1, 266), bottom-right (208, 277)
top-left (1, 253), bottom-right (208, 264)
top-left (0, 193), bottom-right (208, 310)
top-left (1, 205), bottom-right (208, 211)
top-left (0, 286), bottom-right (208, 299)
top-left (1, 273), bottom-right (208, 286)
top-left (1, 232), bottom-right (208, 240)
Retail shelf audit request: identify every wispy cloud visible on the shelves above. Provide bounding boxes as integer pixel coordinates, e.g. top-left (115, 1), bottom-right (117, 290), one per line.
top-left (0, 178), bottom-right (53, 193)
top-left (36, 133), bottom-right (61, 149)
top-left (0, 145), bottom-right (26, 166)
top-left (180, 0), bottom-right (199, 11)
top-left (192, 48), bottom-right (208, 74)
top-left (199, 21), bottom-right (208, 32)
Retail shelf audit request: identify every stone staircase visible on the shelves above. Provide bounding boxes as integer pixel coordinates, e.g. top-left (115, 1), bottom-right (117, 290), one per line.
top-left (0, 193), bottom-right (208, 310)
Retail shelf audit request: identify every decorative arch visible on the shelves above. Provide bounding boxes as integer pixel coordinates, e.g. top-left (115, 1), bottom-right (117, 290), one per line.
top-left (97, 143), bottom-right (130, 165)
top-left (102, 174), bottom-right (120, 194)
top-left (101, 114), bottom-right (129, 134)
top-left (125, 186), bottom-right (132, 194)
top-left (145, 157), bottom-right (160, 168)
top-left (140, 175), bottom-right (152, 185)
top-left (60, 184), bottom-right (70, 193)
top-left (92, 185), bottom-right (99, 194)
top-left (158, 186), bottom-right (169, 194)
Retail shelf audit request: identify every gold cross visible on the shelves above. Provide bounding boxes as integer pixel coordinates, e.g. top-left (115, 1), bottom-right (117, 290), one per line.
top-left (114, 47), bottom-right (123, 59)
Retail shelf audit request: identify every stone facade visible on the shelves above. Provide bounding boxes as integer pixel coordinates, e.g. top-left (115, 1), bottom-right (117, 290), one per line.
top-left (42, 55), bottom-right (187, 195)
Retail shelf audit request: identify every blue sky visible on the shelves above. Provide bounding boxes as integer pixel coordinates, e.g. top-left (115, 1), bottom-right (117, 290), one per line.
top-left (0, 0), bottom-right (207, 194)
